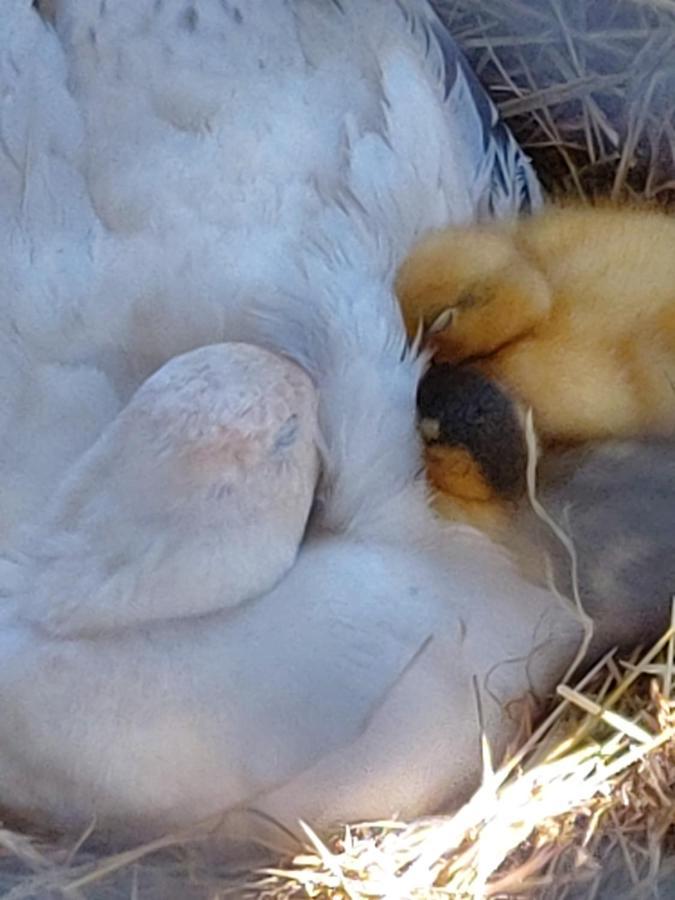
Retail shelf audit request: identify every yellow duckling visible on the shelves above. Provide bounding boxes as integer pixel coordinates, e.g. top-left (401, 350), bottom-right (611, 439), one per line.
top-left (398, 204), bottom-right (675, 445)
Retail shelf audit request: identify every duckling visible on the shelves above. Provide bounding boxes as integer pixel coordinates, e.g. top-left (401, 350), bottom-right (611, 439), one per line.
top-left (417, 360), bottom-right (675, 656)
top-left (398, 204), bottom-right (675, 444)
top-left (511, 438), bottom-right (675, 657)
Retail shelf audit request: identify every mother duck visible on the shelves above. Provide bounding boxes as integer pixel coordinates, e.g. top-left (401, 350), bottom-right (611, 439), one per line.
top-left (0, 0), bottom-right (581, 846)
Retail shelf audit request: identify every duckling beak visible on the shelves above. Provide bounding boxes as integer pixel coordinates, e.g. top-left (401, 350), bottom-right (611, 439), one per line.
top-left (419, 417), bottom-right (441, 442)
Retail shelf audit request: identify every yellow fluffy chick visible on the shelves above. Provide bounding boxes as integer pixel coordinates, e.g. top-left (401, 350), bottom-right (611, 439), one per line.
top-left (398, 204), bottom-right (675, 445)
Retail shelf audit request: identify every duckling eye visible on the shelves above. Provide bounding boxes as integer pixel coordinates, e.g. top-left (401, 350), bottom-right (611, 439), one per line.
top-left (427, 307), bottom-right (455, 335)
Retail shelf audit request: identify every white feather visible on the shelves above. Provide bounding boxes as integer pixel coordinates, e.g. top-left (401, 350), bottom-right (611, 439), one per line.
top-left (0, 0), bottom-right (577, 846)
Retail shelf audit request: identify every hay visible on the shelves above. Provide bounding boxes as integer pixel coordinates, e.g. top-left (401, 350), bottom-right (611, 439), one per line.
top-left (433, 0), bottom-right (675, 207)
top-left (240, 619), bottom-right (675, 899)
top-left (0, 2), bottom-right (673, 898)
top-left (2, 625), bottom-right (675, 898)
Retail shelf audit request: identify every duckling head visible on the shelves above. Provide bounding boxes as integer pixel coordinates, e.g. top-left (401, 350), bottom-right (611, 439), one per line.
top-left (396, 225), bottom-right (552, 363)
top-left (18, 343), bottom-right (321, 636)
top-left (417, 363), bottom-right (527, 511)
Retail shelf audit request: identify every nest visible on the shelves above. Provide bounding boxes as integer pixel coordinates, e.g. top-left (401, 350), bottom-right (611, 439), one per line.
top-left (435, 0), bottom-right (675, 207)
top-left (240, 624), bottom-right (675, 899)
top-left (0, 1), bottom-right (673, 897)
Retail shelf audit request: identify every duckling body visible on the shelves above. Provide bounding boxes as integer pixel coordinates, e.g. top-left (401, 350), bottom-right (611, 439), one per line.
top-left (510, 438), bottom-right (675, 657)
top-left (398, 204), bottom-right (675, 443)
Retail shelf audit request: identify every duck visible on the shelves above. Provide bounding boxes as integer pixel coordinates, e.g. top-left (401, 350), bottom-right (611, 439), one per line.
top-left (417, 362), bottom-right (529, 534)
top-left (0, 0), bottom-right (583, 848)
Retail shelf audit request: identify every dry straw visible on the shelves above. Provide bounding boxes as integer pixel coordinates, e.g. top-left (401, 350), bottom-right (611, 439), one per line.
top-left (238, 618), bottom-right (675, 899)
top-left (4, 618), bottom-right (675, 898)
top-left (436, 0), bottom-right (675, 208)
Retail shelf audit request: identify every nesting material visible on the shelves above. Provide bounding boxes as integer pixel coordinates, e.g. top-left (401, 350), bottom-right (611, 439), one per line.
top-left (1, 620), bottom-right (674, 898)
top-left (239, 613), bottom-right (675, 899)
top-left (434, 0), bottom-right (675, 207)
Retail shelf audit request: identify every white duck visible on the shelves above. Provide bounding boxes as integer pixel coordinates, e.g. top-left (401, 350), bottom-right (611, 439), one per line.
top-left (0, 0), bottom-right (581, 846)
